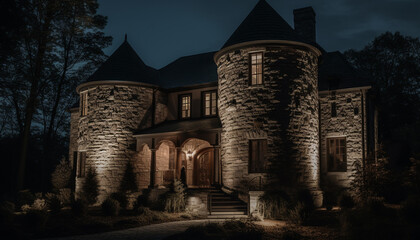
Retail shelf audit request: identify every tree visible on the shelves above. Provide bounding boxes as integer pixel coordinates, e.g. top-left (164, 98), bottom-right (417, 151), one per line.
top-left (119, 161), bottom-right (138, 193)
top-left (345, 32), bottom-right (420, 166)
top-left (51, 158), bottom-right (72, 190)
top-left (0, 0), bottom-right (112, 192)
top-left (81, 167), bottom-right (99, 205)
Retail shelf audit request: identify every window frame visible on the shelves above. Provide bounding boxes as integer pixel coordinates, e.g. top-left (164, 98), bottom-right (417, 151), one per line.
top-left (179, 93), bottom-right (192, 119)
top-left (201, 90), bottom-right (218, 117)
top-left (326, 137), bottom-right (347, 172)
top-left (249, 52), bottom-right (264, 86)
top-left (77, 152), bottom-right (87, 178)
top-left (80, 90), bottom-right (88, 117)
top-left (248, 139), bottom-right (268, 173)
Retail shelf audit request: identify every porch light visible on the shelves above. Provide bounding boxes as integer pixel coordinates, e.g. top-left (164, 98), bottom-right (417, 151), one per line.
top-left (186, 150), bottom-right (193, 159)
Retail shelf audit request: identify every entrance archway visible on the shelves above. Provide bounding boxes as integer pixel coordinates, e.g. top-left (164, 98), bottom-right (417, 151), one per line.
top-left (194, 148), bottom-right (214, 187)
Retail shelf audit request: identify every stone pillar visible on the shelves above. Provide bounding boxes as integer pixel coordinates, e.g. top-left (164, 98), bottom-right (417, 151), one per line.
top-left (175, 147), bottom-right (182, 179)
top-left (213, 145), bottom-right (221, 185)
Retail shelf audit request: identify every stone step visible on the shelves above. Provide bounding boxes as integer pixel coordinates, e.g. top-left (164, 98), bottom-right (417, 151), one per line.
top-left (208, 211), bottom-right (248, 215)
top-left (207, 214), bottom-right (248, 219)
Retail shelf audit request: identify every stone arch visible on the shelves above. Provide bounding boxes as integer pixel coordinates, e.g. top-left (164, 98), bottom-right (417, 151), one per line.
top-left (155, 140), bottom-right (176, 186)
top-left (180, 138), bottom-right (212, 187)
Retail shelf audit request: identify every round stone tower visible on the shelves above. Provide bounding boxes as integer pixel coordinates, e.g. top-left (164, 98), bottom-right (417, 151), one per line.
top-left (215, 0), bottom-right (322, 203)
top-left (75, 40), bottom-right (162, 203)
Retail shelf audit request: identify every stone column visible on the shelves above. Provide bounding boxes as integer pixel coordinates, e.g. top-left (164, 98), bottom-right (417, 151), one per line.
top-left (213, 145), bottom-right (221, 185)
top-left (175, 147), bottom-right (182, 179)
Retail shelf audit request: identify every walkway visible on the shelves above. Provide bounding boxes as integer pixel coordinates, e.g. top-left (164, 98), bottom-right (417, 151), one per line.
top-left (47, 219), bottom-right (225, 240)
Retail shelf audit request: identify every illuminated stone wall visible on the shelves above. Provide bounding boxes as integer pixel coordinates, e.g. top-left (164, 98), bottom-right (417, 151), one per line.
top-left (76, 84), bottom-right (167, 203)
top-left (217, 45), bottom-right (320, 200)
top-left (319, 90), bottom-right (368, 189)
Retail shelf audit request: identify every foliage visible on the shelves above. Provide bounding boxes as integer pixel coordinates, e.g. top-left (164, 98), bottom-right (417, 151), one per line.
top-left (101, 198), bottom-right (120, 216)
top-left (257, 191), bottom-right (290, 219)
top-left (51, 158), bottom-right (72, 189)
top-left (46, 193), bottom-right (62, 214)
top-left (345, 32), bottom-right (420, 166)
top-left (57, 188), bottom-right (72, 206)
top-left (110, 192), bottom-right (128, 210)
top-left (338, 192), bottom-right (355, 210)
top-left (71, 199), bottom-right (88, 217)
top-left (134, 193), bottom-right (149, 210)
top-left (287, 202), bottom-right (310, 225)
top-left (164, 180), bottom-right (186, 213)
top-left (32, 198), bottom-right (48, 211)
top-left (16, 190), bottom-right (35, 209)
top-left (119, 161), bottom-right (138, 193)
top-left (81, 167), bottom-right (99, 205)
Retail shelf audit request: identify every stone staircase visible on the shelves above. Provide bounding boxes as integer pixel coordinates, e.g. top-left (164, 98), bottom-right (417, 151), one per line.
top-left (207, 188), bottom-right (248, 218)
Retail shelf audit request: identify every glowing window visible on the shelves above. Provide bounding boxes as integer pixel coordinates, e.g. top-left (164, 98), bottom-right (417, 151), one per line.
top-left (249, 139), bottom-right (267, 173)
top-left (203, 91), bottom-right (217, 116)
top-left (327, 137), bottom-right (347, 172)
top-left (250, 52), bottom-right (263, 85)
top-left (180, 94), bottom-right (191, 119)
top-left (80, 91), bottom-right (88, 116)
top-left (331, 102), bottom-right (337, 117)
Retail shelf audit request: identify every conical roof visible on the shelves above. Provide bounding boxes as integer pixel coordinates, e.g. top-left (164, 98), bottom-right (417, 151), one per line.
top-left (222, 0), bottom-right (307, 49)
top-left (87, 39), bottom-right (157, 84)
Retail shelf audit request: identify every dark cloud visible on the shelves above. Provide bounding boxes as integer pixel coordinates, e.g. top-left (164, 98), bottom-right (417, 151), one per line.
top-left (98, 0), bottom-right (420, 68)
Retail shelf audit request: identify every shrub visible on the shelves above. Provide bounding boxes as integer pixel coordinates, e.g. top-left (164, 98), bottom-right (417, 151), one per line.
top-left (134, 192), bottom-right (149, 210)
top-left (46, 194), bottom-right (62, 214)
top-left (363, 197), bottom-right (386, 214)
top-left (110, 192), bottom-right (128, 209)
top-left (32, 198), bottom-right (48, 211)
top-left (101, 198), bottom-right (120, 216)
top-left (51, 158), bottom-right (72, 190)
top-left (257, 191), bottom-right (290, 219)
top-left (57, 188), bottom-right (72, 206)
top-left (119, 161), bottom-right (138, 193)
top-left (164, 180), bottom-right (186, 213)
top-left (82, 167), bottom-right (99, 205)
top-left (16, 190), bottom-right (35, 209)
top-left (21, 204), bottom-right (31, 213)
top-left (296, 189), bottom-right (315, 212)
top-left (338, 192), bottom-right (355, 210)
top-left (71, 199), bottom-right (88, 217)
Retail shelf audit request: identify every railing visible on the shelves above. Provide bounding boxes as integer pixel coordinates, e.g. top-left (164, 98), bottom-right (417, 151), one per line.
top-left (155, 170), bottom-right (175, 186)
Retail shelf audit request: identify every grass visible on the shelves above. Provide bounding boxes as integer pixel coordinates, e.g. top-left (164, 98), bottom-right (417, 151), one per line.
top-left (3, 207), bottom-right (200, 239)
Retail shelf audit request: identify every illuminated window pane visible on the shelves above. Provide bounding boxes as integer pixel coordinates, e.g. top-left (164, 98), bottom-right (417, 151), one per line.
top-left (203, 91), bottom-right (217, 116)
top-left (327, 137), bottom-right (347, 172)
top-left (80, 91), bottom-right (88, 116)
top-left (180, 95), bottom-right (191, 119)
top-left (250, 52), bottom-right (263, 85)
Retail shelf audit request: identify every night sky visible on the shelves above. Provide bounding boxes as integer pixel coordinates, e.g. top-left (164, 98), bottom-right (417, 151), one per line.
top-left (98, 0), bottom-right (420, 69)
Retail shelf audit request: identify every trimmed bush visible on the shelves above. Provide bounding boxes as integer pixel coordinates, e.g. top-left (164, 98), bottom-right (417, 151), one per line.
top-left (338, 192), bottom-right (355, 210)
top-left (82, 167), bottom-right (99, 205)
top-left (71, 199), bottom-right (88, 217)
top-left (257, 191), bottom-right (290, 220)
top-left (32, 198), bottom-right (48, 211)
top-left (119, 161), bottom-right (138, 193)
top-left (110, 192), bottom-right (128, 209)
top-left (134, 192), bottom-right (149, 210)
top-left (57, 188), bottom-right (72, 206)
top-left (51, 158), bottom-right (72, 190)
top-left (16, 190), bottom-right (35, 209)
top-left (46, 194), bottom-right (62, 214)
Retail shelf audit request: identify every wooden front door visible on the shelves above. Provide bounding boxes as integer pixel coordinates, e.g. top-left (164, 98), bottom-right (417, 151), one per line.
top-left (194, 148), bottom-right (214, 187)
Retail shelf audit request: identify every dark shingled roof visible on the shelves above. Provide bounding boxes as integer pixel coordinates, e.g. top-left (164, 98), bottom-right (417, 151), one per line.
top-left (319, 51), bottom-right (371, 91)
top-left (135, 117), bottom-right (221, 135)
top-left (158, 52), bottom-right (218, 89)
top-left (222, 0), bottom-right (308, 49)
top-left (87, 40), bottom-right (158, 84)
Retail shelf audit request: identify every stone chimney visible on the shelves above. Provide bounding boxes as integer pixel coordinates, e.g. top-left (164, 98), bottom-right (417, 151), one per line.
top-left (293, 7), bottom-right (316, 43)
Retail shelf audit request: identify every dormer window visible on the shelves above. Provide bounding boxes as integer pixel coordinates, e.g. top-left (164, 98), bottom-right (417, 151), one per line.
top-left (249, 52), bottom-right (263, 85)
top-left (203, 91), bottom-right (217, 117)
top-left (80, 91), bottom-right (88, 116)
top-left (179, 94), bottom-right (191, 119)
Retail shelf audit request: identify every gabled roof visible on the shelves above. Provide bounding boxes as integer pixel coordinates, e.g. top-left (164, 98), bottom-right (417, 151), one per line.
top-left (318, 51), bottom-right (371, 91)
top-left (158, 52), bottom-right (218, 89)
top-left (222, 0), bottom-right (307, 49)
top-left (87, 40), bottom-right (157, 84)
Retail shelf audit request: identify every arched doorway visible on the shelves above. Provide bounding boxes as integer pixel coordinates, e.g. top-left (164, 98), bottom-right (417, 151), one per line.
top-left (194, 148), bottom-right (214, 187)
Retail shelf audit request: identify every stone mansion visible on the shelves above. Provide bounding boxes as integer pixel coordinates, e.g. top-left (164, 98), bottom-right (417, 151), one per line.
top-left (69, 0), bottom-right (376, 211)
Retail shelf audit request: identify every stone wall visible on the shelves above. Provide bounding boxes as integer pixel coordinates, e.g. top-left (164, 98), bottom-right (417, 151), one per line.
top-left (216, 45), bottom-right (320, 199)
top-left (76, 84), bottom-right (166, 203)
top-left (319, 90), bottom-right (367, 189)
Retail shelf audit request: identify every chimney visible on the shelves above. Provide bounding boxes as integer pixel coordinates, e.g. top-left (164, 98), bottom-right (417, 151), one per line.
top-left (293, 7), bottom-right (316, 43)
